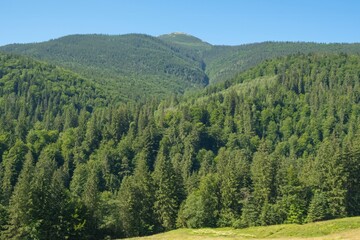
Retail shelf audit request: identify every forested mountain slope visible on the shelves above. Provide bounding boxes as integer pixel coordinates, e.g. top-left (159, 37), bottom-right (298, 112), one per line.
top-left (202, 42), bottom-right (360, 83)
top-left (0, 34), bottom-right (208, 101)
top-left (0, 52), bottom-right (359, 239)
top-left (157, 33), bottom-right (360, 84)
top-left (0, 52), bottom-right (107, 137)
top-left (2, 33), bottom-right (360, 101)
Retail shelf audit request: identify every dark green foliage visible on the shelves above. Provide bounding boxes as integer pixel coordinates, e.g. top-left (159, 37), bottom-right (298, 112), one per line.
top-left (118, 156), bottom-right (156, 237)
top-left (217, 149), bottom-right (250, 226)
top-left (1, 52), bottom-right (360, 239)
top-left (250, 142), bottom-right (278, 225)
top-left (28, 146), bottom-right (70, 239)
top-left (344, 137), bottom-right (360, 216)
top-left (177, 174), bottom-right (220, 228)
top-left (4, 151), bottom-right (34, 239)
top-left (306, 191), bottom-right (329, 222)
top-left (1, 140), bottom-right (28, 204)
top-left (0, 52), bottom-right (107, 136)
top-left (153, 142), bottom-right (184, 231)
top-left (305, 138), bottom-right (347, 221)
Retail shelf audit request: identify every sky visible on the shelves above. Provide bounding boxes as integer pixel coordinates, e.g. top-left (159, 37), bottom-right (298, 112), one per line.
top-left (1, 0), bottom-right (360, 46)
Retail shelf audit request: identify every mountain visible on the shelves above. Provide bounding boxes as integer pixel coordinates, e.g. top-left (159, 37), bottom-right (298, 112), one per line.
top-left (202, 42), bottom-right (360, 83)
top-left (2, 33), bottom-right (360, 101)
top-left (1, 52), bottom-right (360, 239)
top-left (157, 33), bottom-right (360, 84)
top-left (0, 34), bottom-right (209, 101)
top-left (158, 32), bottom-right (212, 51)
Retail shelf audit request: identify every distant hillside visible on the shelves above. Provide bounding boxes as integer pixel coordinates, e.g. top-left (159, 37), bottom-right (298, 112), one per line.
top-left (157, 34), bottom-right (360, 84)
top-left (0, 34), bottom-right (209, 101)
top-left (202, 42), bottom-right (360, 83)
top-left (139, 35), bottom-right (360, 85)
top-left (2, 33), bottom-right (360, 100)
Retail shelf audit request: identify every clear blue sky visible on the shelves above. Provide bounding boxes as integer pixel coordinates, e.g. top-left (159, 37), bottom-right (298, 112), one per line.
top-left (1, 0), bottom-right (360, 46)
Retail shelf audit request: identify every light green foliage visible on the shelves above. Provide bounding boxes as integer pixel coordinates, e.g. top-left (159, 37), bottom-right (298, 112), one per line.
top-left (124, 217), bottom-right (360, 240)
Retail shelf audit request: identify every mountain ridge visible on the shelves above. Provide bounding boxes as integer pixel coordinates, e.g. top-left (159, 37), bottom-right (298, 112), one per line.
top-left (1, 33), bottom-right (209, 101)
top-left (2, 33), bottom-right (360, 101)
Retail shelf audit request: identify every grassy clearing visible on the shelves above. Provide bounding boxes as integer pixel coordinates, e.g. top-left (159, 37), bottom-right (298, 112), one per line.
top-left (125, 217), bottom-right (360, 240)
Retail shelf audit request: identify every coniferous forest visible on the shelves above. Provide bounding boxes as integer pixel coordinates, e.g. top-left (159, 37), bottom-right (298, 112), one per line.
top-left (0, 48), bottom-right (360, 239)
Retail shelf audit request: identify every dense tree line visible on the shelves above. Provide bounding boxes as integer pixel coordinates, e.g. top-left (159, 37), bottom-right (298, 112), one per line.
top-left (0, 52), bottom-right (360, 239)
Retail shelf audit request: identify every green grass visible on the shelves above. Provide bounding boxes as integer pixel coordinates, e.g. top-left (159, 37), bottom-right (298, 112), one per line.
top-left (125, 217), bottom-right (360, 239)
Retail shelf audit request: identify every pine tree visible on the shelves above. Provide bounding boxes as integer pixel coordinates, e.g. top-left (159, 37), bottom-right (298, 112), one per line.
top-left (117, 154), bottom-right (157, 237)
top-left (306, 138), bottom-right (347, 221)
top-left (1, 140), bottom-right (28, 204)
top-left (153, 143), bottom-right (184, 231)
top-left (276, 157), bottom-right (307, 224)
top-left (133, 153), bottom-right (157, 235)
top-left (217, 149), bottom-right (250, 226)
top-left (82, 161), bottom-right (101, 237)
top-left (249, 141), bottom-right (277, 226)
top-left (177, 173), bottom-right (220, 228)
top-left (29, 146), bottom-right (65, 239)
top-left (306, 191), bottom-right (329, 222)
top-left (118, 176), bottom-right (139, 237)
top-left (343, 135), bottom-right (360, 216)
top-left (5, 151), bottom-right (34, 239)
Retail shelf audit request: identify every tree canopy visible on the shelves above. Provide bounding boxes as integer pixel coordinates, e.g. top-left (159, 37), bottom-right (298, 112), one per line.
top-left (0, 52), bottom-right (360, 239)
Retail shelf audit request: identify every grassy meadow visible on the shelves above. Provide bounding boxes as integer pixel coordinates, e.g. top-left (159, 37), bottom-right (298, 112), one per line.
top-left (125, 217), bottom-right (360, 240)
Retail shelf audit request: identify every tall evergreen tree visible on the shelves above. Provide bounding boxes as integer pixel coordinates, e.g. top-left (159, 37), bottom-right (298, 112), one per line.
top-left (1, 140), bottom-right (28, 204)
top-left (5, 151), bottom-right (34, 239)
top-left (153, 141), bottom-right (184, 231)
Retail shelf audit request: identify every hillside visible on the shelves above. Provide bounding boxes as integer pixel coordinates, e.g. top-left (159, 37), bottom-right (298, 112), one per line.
top-left (0, 34), bottom-right (208, 101)
top-left (0, 52), bottom-right (107, 134)
top-left (1, 53), bottom-right (360, 239)
top-left (2, 34), bottom-right (360, 101)
top-left (157, 34), bottom-right (360, 84)
top-left (202, 42), bottom-right (360, 83)
top-left (125, 217), bottom-right (360, 239)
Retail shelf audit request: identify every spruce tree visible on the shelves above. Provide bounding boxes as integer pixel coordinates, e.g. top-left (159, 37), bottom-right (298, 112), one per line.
top-left (1, 140), bottom-right (28, 204)
top-left (5, 151), bottom-right (34, 239)
top-left (153, 142), bottom-right (183, 231)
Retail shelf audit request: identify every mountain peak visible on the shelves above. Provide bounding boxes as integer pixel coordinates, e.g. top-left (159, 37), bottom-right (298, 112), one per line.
top-left (169, 32), bottom-right (190, 35)
top-left (158, 32), bottom-right (212, 49)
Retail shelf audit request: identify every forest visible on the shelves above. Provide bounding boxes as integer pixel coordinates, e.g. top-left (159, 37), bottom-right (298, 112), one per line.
top-left (2, 33), bottom-right (360, 101)
top-left (0, 51), bottom-right (359, 239)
